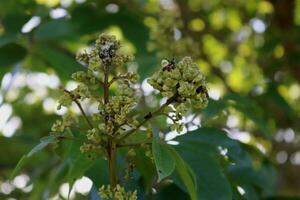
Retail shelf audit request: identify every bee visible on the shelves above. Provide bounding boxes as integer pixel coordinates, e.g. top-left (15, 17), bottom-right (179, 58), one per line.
top-left (98, 42), bottom-right (116, 60)
top-left (196, 85), bottom-right (209, 99)
top-left (162, 58), bottom-right (176, 71)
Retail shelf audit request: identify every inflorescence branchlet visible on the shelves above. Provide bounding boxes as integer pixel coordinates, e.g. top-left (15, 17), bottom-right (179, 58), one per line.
top-left (50, 33), bottom-right (208, 199)
top-left (148, 57), bottom-right (208, 132)
top-left (99, 185), bottom-right (137, 200)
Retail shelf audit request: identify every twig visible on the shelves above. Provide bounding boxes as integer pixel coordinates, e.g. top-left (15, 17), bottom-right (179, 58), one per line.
top-left (108, 74), bottom-right (129, 86)
top-left (117, 94), bottom-right (178, 141)
top-left (117, 140), bottom-right (152, 148)
top-left (63, 89), bottom-right (94, 129)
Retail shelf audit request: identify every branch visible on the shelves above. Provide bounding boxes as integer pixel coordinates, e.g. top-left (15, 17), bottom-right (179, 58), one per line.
top-left (108, 73), bottom-right (130, 86)
top-left (117, 140), bottom-right (152, 148)
top-left (103, 68), bottom-right (110, 104)
top-left (63, 89), bottom-right (94, 129)
top-left (50, 131), bottom-right (88, 143)
top-left (117, 94), bottom-right (178, 141)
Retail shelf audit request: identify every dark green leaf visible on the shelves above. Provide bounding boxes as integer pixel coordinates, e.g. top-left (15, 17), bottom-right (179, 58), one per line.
top-left (2, 13), bottom-right (30, 34)
top-left (168, 146), bottom-right (197, 200)
top-left (202, 98), bottom-right (228, 119)
top-left (175, 129), bottom-right (233, 200)
top-left (184, 127), bottom-right (252, 166)
top-left (0, 43), bottom-right (27, 67)
top-left (135, 54), bottom-right (159, 80)
top-left (67, 152), bottom-right (98, 186)
top-left (36, 46), bottom-right (83, 79)
top-left (0, 34), bottom-right (16, 47)
top-left (133, 147), bottom-right (156, 192)
top-left (10, 156), bottom-right (28, 180)
top-left (10, 135), bottom-right (57, 179)
top-left (35, 19), bottom-right (76, 40)
top-left (152, 139), bottom-right (175, 182)
top-left (28, 135), bottom-right (57, 156)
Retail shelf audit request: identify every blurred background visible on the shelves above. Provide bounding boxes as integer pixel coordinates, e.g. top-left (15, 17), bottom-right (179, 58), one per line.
top-left (0, 0), bottom-right (300, 199)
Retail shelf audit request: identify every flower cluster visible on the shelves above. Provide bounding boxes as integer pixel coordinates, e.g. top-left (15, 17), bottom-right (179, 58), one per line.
top-left (52, 34), bottom-right (139, 154)
top-left (148, 57), bottom-right (208, 131)
top-left (99, 185), bottom-right (137, 200)
top-left (51, 113), bottom-right (78, 133)
top-left (76, 34), bottom-right (132, 69)
top-left (101, 79), bottom-right (139, 135)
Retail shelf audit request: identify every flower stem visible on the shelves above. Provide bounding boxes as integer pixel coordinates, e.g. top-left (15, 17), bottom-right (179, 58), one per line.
top-left (117, 140), bottom-right (152, 148)
top-left (108, 140), bottom-right (117, 187)
top-left (117, 94), bottom-right (178, 141)
top-left (64, 89), bottom-right (94, 129)
top-left (103, 68), bottom-right (109, 104)
top-left (102, 65), bottom-right (118, 187)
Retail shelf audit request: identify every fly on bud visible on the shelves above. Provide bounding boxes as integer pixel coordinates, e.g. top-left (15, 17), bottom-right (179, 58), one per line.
top-left (162, 58), bottom-right (176, 71)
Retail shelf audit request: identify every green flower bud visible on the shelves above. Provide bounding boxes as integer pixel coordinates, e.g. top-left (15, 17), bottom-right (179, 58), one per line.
top-left (87, 128), bottom-right (101, 143)
top-left (51, 120), bottom-right (64, 132)
top-left (99, 185), bottom-right (137, 200)
top-left (76, 51), bottom-right (89, 64)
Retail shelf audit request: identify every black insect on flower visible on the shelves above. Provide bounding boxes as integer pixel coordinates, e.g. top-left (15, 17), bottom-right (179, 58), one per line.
top-left (99, 44), bottom-right (115, 59)
top-left (162, 58), bottom-right (176, 71)
top-left (196, 85), bottom-right (209, 99)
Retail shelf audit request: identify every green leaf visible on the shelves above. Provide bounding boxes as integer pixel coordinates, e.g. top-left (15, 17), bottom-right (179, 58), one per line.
top-left (70, 6), bottom-right (149, 52)
top-left (179, 128), bottom-right (275, 198)
top-left (0, 43), bottom-right (27, 67)
top-left (113, 10), bottom-right (149, 53)
top-left (0, 136), bottom-right (36, 166)
top-left (0, 34), bottom-right (16, 47)
top-left (35, 46), bottom-right (83, 80)
top-left (10, 135), bottom-right (57, 179)
top-left (2, 13), bottom-right (30, 34)
top-left (168, 146), bottom-right (198, 200)
top-left (154, 184), bottom-right (190, 200)
top-left (133, 148), bottom-right (156, 192)
top-left (135, 54), bottom-right (159, 80)
top-left (185, 127), bottom-right (252, 166)
top-left (10, 156), bottom-right (28, 179)
top-left (67, 152), bottom-right (97, 187)
top-left (28, 135), bottom-right (57, 156)
top-left (228, 162), bottom-right (276, 197)
top-left (67, 151), bottom-right (97, 200)
top-left (152, 139), bottom-right (175, 182)
top-left (202, 99), bottom-right (228, 119)
top-left (34, 19), bottom-right (76, 40)
top-left (175, 129), bottom-right (233, 200)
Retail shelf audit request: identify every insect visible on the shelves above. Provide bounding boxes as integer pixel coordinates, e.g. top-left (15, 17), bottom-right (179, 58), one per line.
top-left (162, 58), bottom-right (176, 71)
top-left (196, 85), bottom-right (209, 99)
top-left (99, 42), bottom-right (116, 61)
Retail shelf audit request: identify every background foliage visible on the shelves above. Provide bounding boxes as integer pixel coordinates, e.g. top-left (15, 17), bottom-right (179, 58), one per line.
top-left (0, 0), bottom-right (300, 199)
